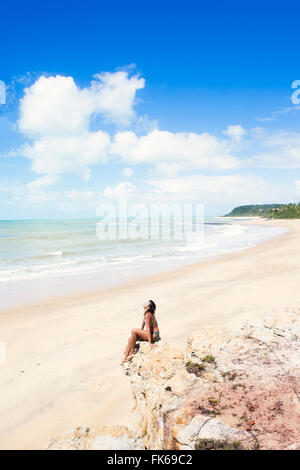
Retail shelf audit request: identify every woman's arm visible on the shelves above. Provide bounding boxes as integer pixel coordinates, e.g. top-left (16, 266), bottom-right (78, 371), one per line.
top-left (145, 313), bottom-right (152, 343)
top-left (141, 317), bottom-right (145, 330)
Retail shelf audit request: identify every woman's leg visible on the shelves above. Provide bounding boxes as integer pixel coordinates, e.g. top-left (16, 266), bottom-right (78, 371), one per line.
top-left (121, 328), bottom-right (149, 364)
top-left (120, 338), bottom-right (132, 365)
top-left (124, 337), bottom-right (132, 357)
top-left (129, 328), bottom-right (149, 355)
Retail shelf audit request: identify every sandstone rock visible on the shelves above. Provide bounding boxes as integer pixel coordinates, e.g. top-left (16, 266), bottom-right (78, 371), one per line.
top-left (123, 341), bottom-right (191, 449)
top-left (185, 326), bottom-right (233, 360)
top-left (47, 425), bottom-right (145, 450)
top-left (176, 415), bottom-right (255, 450)
top-left (185, 311), bottom-right (300, 386)
top-left (263, 310), bottom-right (300, 341)
top-left (47, 309), bottom-right (300, 451)
top-left (123, 310), bottom-right (300, 450)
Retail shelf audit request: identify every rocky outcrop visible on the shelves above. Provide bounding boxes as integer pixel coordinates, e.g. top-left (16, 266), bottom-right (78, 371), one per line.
top-left (122, 342), bottom-right (256, 450)
top-left (47, 425), bottom-right (145, 450)
top-left (123, 309), bottom-right (300, 450)
top-left (47, 308), bottom-right (300, 450)
top-left (123, 342), bottom-right (200, 449)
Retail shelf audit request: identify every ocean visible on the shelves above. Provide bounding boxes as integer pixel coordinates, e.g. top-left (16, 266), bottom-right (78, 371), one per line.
top-left (0, 217), bottom-right (286, 309)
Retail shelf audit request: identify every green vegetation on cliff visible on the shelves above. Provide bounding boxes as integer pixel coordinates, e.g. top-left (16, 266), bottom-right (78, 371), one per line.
top-left (224, 203), bottom-right (300, 219)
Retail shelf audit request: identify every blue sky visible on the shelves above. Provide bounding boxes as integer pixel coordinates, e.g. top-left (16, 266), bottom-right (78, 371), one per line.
top-left (0, 0), bottom-right (300, 218)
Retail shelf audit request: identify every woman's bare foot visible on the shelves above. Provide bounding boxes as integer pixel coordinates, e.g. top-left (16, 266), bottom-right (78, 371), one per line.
top-left (120, 352), bottom-right (135, 365)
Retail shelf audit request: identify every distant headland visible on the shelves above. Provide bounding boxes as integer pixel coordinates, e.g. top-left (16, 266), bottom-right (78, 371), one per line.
top-left (224, 203), bottom-right (300, 219)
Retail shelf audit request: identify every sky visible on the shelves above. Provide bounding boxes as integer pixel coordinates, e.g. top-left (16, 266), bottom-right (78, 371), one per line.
top-left (0, 0), bottom-right (300, 218)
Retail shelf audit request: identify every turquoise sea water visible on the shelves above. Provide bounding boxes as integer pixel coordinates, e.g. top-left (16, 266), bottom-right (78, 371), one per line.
top-left (0, 217), bottom-right (286, 309)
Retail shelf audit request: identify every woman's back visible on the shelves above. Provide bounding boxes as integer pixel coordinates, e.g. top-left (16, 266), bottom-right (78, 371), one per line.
top-left (145, 312), bottom-right (160, 342)
top-left (150, 313), bottom-right (159, 332)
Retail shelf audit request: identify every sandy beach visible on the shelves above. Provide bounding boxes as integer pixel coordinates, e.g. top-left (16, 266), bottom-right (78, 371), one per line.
top-left (0, 218), bottom-right (300, 450)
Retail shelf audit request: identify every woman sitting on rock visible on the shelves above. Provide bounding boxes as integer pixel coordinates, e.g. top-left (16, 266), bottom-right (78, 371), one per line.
top-left (121, 300), bottom-right (160, 365)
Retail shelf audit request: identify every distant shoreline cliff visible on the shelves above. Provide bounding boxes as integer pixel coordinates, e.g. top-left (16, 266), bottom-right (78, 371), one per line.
top-left (224, 203), bottom-right (300, 219)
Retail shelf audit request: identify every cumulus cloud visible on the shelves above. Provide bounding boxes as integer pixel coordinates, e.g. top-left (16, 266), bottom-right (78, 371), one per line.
top-left (10, 186), bottom-right (58, 205)
top-left (147, 174), bottom-right (261, 195)
top-left (17, 70), bottom-right (145, 178)
top-left (1, 181), bottom-right (101, 214)
top-left (251, 130), bottom-right (300, 169)
top-left (64, 190), bottom-right (97, 202)
top-left (22, 132), bottom-right (110, 175)
top-left (134, 114), bottom-right (158, 133)
top-left (11, 67), bottom-right (300, 218)
top-left (91, 71), bottom-right (145, 125)
top-left (223, 125), bottom-right (246, 142)
top-left (110, 126), bottom-right (300, 174)
top-left (145, 174), bottom-right (294, 209)
top-left (1, 172), bottom-right (296, 217)
top-left (123, 167), bottom-right (134, 178)
top-left (111, 129), bottom-right (240, 171)
top-left (26, 175), bottom-right (58, 189)
top-left (19, 71), bottom-right (145, 136)
top-left (18, 75), bottom-right (94, 137)
top-left (152, 162), bottom-right (183, 177)
top-left (103, 181), bottom-right (136, 199)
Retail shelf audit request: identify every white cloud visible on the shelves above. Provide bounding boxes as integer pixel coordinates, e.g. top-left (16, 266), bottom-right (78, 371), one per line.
top-left (134, 114), bottom-right (158, 133)
top-left (256, 105), bottom-right (300, 122)
top-left (251, 130), bottom-right (300, 169)
top-left (111, 129), bottom-right (240, 171)
top-left (152, 162), bottom-right (183, 177)
top-left (9, 68), bottom-right (300, 218)
top-left (25, 189), bottom-right (58, 204)
top-left (19, 71), bottom-right (145, 137)
top-left (1, 172), bottom-right (296, 218)
top-left (147, 174), bottom-right (260, 195)
top-left (11, 186), bottom-right (58, 205)
top-left (22, 131), bottom-right (110, 175)
top-left (83, 168), bottom-right (91, 181)
top-left (64, 190), bottom-right (97, 202)
top-left (223, 125), bottom-right (246, 142)
top-left (103, 181), bottom-right (136, 199)
top-left (145, 174), bottom-right (294, 208)
top-left (123, 167), bottom-right (134, 178)
top-left (1, 181), bottom-right (101, 213)
top-left (18, 75), bottom-right (94, 137)
top-left (17, 71), bottom-right (145, 179)
top-left (91, 71), bottom-right (145, 126)
top-left (26, 175), bottom-right (58, 189)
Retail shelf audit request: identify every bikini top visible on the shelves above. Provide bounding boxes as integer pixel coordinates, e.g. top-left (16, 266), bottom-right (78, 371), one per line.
top-left (144, 312), bottom-right (159, 330)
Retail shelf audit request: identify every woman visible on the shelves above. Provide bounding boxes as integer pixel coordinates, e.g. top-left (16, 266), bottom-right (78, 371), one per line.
top-left (121, 300), bottom-right (160, 365)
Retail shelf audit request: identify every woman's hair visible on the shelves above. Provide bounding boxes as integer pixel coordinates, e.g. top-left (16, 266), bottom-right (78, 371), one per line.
top-left (147, 300), bottom-right (156, 314)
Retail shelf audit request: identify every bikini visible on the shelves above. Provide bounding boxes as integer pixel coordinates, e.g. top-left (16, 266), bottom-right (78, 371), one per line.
top-left (144, 313), bottom-right (160, 343)
top-left (153, 331), bottom-right (159, 342)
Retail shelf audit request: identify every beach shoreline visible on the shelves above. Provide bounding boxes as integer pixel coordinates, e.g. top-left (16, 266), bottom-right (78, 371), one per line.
top-left (0, 217), bottom-right (287, 318)
top-left (0, 216), bottom-right (285, 312)
top-left (1, 218), bottom-right (300, 449)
